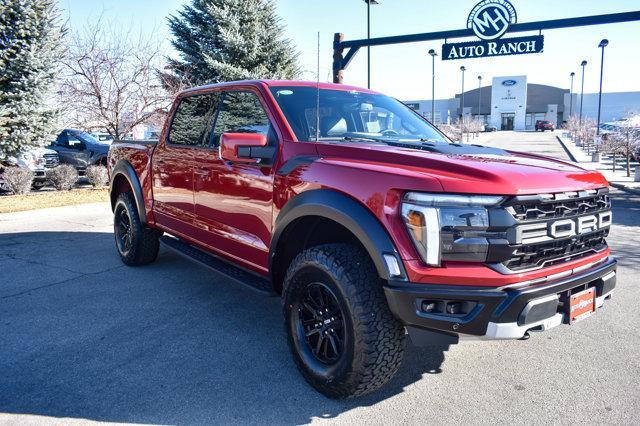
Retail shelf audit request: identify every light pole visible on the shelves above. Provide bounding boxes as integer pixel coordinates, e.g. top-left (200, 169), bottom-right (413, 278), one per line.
top-left (477, 75), bottom-right (482, 122)
top-left (460, 66), bottom-right (466, 120)
top-left (428, 49), bottom-right (437, 122)
top-left (363, 0), bottom-right (379, 89)
top-left (569, 72), bottom-right (575, 117)
top-left (579, 60), bottom-right (587, 124)
top-left (596, 39), bottom-right (609, 135)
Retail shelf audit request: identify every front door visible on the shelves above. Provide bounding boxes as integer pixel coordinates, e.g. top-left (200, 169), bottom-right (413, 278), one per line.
top-left (51, 130), bottom-right (89, 169)
top-left (193, 88), bottom-right (278, 274)
top-left (152, 92), bottom-right (220, 236)
top-left (501, 113), bottom-right (515, 131)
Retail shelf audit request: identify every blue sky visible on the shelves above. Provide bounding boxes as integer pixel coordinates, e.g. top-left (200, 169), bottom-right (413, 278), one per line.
top-left (60, 0), bottom-right (640, 100)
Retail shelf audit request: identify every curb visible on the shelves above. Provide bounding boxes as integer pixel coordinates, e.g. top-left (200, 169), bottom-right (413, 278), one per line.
top-left (556, 135), bottom-right (640, 195)
top-left (555, 135), bottom-right (578, 162)
top-left (609, 182), bottom-right (640, 196)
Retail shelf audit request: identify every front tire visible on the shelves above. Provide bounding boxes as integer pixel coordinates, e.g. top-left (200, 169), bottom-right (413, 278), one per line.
top-left (113, 192), bottom-right (160, 266)
top-left (283, 244), bottom-right (406, 399)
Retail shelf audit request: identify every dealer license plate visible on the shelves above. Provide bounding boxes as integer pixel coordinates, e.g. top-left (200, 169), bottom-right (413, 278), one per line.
top-left (569, 288), bottom-right (596, 323)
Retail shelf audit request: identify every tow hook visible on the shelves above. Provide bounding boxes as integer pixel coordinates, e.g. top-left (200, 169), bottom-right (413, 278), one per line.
top-left (519, 332), bottom-right (531, 341)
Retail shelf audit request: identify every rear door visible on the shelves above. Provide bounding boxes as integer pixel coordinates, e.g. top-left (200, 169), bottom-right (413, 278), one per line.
top-left (193, 88), bottom-right (279, 273)
top-left (152, 92), bottom-right (220, 235)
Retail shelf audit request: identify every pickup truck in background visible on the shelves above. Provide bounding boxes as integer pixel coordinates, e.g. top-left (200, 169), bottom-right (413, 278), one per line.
top-left (108, 80), bottom-right (616, 399)
top-left (50, 129), bottom-right (110, 173)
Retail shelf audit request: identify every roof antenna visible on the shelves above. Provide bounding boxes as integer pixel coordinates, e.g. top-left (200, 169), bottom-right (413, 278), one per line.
top-left (315, 31), bottom-right (320, 142)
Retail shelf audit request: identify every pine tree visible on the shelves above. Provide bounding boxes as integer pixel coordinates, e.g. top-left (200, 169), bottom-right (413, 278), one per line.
top-left (163, 0), bottom-right (299, 89)
top-left (0, 0), bottom-right (65, 158)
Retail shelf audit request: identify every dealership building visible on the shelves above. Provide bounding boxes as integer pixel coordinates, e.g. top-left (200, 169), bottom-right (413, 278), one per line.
top-left (404, 75), bottom-right (640, 130)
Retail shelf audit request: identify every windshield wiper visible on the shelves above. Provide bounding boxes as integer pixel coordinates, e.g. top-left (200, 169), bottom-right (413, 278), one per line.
top-left (315, 136), bottom-right (387, 143)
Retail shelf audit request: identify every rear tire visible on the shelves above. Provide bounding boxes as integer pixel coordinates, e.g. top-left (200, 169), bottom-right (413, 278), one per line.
top-left (113, 192), bottom-right (160, 266)
top-left (283, 243), bottom-right (406, 399)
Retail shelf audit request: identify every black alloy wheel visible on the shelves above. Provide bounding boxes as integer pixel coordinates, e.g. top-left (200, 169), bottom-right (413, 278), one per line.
top-left (115, 206), bottom-right (133, 256)
top-left (112, 192), bottom-right (160, 266)
top-left (294, 282), bottom-right (346, 365)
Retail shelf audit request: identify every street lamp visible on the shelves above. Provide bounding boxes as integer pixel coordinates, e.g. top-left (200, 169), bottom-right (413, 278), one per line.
top-left (477, 75), bottom-right (482, 122)
top-left (579, 60), bottom-right (587, 124)
top-left (428, 49), bottom-right (437, 122)
top-left (460, 66), bottom-right (466, 120)
top-left (596, 39), bottom-right (609, 135)
top-left (569, 72), bottom-right (575, 117)
top-left (363, 0), bottom-right (379, 89)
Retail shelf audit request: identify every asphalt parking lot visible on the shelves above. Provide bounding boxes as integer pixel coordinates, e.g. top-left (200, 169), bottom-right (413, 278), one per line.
top-left (1, 136), bottom-right (639, 424)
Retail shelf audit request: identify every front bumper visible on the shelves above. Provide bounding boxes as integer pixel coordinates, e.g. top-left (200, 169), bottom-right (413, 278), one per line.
top-left (33, 170), bottom-right (48, 182)
top-left (384, 257), bottom-right (616, 342)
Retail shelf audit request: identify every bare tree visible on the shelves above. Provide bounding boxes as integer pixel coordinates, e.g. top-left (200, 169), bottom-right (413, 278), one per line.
top-left (564, 115), bottom-right (581, 139)
top-left (437, 123), bottom-right (462, 142)
top-left (58, 19), bottom-right (171, 141)
top-left (611, 114), bottom-right (640, 176)
top-left (599, 132), bottom-right (626, 172)
top-left (565, 116), bottom-right (597, 151)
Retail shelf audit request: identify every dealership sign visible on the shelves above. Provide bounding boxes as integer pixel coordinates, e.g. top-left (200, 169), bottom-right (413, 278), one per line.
top-left (442, 0), bottom-right (544, 60)
top-left (442, 35), bottom-right (544, 60)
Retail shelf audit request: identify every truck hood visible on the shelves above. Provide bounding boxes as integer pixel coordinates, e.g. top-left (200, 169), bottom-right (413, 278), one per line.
top-left (315, 142), bottom-right (609, 195)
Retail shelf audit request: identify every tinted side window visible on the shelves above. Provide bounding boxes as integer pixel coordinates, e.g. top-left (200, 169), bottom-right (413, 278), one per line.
top-left (55, 132), bottom-right (69, 147)
top-left (67, 133), bottom-right (84, 149)
top-left (211, 91), bottom-right (273, 146)
top-left (169, 93), bottom-right (221, 146)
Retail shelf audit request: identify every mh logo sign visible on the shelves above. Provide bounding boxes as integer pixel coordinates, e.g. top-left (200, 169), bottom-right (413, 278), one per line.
top-left (467, 0), bottom-right (517, 40)
top-left (443, 0), bottom-right (543, 61)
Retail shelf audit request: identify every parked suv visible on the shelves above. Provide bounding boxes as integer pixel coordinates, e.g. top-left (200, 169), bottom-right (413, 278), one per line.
top-left (108, 81), bottom-right (616, 398)
top-left (535, 120), bottom-right (555, 131)
top-left (50, 129), bottom-right (110, 173)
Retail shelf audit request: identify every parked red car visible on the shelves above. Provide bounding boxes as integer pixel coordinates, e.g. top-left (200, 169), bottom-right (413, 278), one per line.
top-left (535, 120), bottom-right (555, 131)
top-left (108, 80), bottom-right (615, 398)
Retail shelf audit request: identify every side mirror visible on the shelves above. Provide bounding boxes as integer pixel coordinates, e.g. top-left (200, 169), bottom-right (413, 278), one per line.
top-left (220, 133), bottom-right (274, 164)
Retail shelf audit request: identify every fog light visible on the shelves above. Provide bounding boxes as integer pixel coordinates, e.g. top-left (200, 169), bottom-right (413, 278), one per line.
top-left (421, 301), bottom-right (437, 313)
top-left (446, 302), bottom-right (462, 314)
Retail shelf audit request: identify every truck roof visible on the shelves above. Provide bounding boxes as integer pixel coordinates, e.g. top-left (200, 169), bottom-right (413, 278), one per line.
top-left (179, 79), bottom-right (380, 96)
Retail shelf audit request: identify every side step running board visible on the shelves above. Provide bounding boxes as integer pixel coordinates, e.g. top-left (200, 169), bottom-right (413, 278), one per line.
top-left (160, 235), bottom-right (275, 296)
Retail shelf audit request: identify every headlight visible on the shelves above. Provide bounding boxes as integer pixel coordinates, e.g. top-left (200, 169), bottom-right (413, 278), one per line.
top-left (401, 192), bottom-right (504, 266)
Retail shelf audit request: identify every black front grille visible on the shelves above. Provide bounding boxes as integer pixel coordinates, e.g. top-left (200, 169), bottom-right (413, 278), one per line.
top-left (504, 229), bottom-right (608, 271)
top-left (44, 153), bottom-right (59, 168)
top-left (508, 190), bottom-right (610, 222)
top-left (497, 189), bottom-right (611, 272)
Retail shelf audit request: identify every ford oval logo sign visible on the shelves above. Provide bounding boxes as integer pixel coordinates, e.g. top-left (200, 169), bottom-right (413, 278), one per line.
top-left (467, 0), bottom-right (517, 41)
top-left (502, 80), bottom-right (517, 86)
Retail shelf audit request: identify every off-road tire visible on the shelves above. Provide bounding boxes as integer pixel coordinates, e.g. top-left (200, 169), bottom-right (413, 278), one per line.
top-left (283, 243), bottom-right (406, 399)
top-left (113, 192), bottom-right (160, 266)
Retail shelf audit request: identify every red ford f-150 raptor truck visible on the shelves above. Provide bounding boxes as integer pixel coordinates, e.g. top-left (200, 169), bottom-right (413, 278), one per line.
top-left (108, 80), bottom-right (616, 399)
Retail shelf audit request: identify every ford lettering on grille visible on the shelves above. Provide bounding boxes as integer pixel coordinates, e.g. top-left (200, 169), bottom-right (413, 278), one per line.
top-left (515, 211), bottom-right (612, 244)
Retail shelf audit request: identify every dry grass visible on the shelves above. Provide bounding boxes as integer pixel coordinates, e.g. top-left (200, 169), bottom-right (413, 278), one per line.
top-left (0, 188), bottom-right (109, 214)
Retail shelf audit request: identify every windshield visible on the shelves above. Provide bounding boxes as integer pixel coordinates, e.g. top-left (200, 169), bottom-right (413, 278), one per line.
top-left (71, 130), bottom-right (106, 145)
top-left (269, 86), bottom-right (449, 144)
